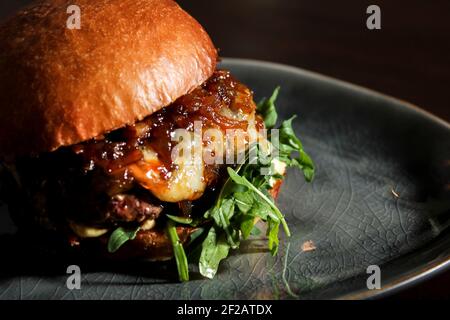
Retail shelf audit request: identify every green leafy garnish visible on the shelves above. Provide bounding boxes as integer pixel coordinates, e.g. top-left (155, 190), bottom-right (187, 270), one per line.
top-left (276, 116), bottom-right (315, 182)
top-left (267, 218), bottom-right (280, 255)
top-left (234, 192), bottom-right (254, 213)
top-left (257, 86), bottom-right (279, 129)
top-left (107, 226), bottom-right (140, 253)
top-left (239, 215), bottom-right (256, 239)
top-left (166, 214), bottom-right (193, 225)
top-left (199, 226), bottom-right (230, 279)
top-left (227, 167), bottom-right (290, 236)
top-left (167, 220), bottom-right (189, 282)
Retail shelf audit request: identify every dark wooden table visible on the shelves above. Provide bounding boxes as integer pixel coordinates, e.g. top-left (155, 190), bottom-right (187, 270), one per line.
top-left (177, 0), bottom-right (450, 299)
top-left (1, 0), bottom-right (449, 299)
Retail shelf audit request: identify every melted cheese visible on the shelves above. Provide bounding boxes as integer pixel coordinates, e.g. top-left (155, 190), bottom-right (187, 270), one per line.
top-left (129, 131), bottom-right (205, 202)
top-left (129, 111), bottom-right (259, 203)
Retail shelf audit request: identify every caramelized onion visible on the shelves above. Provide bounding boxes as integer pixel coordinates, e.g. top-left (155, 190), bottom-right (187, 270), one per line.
top-left (71, 70), bottom-right (258, 200)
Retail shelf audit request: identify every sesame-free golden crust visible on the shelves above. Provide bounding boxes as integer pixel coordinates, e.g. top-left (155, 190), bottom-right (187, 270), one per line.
top-left (0, 0), bottom-right (217, 157)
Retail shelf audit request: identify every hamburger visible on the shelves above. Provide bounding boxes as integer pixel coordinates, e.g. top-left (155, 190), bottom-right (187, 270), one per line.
top-left (0, 0), bottom-right (314, 281)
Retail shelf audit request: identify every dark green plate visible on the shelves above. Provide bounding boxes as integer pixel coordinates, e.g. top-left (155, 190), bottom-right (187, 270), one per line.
top-left (1, 58), bottom-right (449, 300)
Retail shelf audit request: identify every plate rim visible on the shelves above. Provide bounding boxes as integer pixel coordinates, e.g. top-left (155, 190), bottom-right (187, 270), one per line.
top-left (222, 57), bottom-right (450, 299)
top-left (221, 57), bottom-right (450, 131)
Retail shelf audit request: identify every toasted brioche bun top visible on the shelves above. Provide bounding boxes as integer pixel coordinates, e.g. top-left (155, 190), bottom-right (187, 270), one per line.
top-left (0, 0), bottom-right (217, 157)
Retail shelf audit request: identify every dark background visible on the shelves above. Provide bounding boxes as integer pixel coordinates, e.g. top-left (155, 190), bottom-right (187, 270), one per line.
top-left (1, 0), bottom-right (449, 299)
top-left (177, 0), bottom-right (450, 123)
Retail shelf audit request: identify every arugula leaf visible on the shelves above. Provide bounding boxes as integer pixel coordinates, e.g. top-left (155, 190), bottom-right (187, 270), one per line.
top-left (239, 215), bottom-right (256, 239)
top-left (257, 87), bottom-right (280, 129)
top-left (290, 153), bottom-right (315, 182)
top-left (166, 214), bottom-right (193, 225)
top-left (199, 226), bottom-right (231, 279)
top-left (167, 220), bottom-right (189, 282)
top-left (276, 116), bottom-right (315, 182)
top-left (234, 191), bottom-right (254, 213)
top-left (205, 198), bottom-right (239, 249)
top-left (248, 197), bottom-right (279, 222)
top-left (107, 226), bottom-right (140, 253)
top-left (279, 116), bottom-right (303, 150)
top-left (227, 167), bottom-right (290, 237)
top-left (267, 218), bottom-right (280, 255)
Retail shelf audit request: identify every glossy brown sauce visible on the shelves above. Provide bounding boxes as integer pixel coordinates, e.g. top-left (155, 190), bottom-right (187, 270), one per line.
top-left (71, 70), bottom-right (259, 194)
